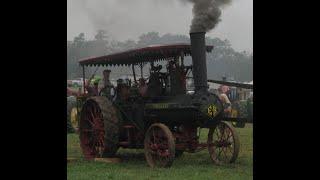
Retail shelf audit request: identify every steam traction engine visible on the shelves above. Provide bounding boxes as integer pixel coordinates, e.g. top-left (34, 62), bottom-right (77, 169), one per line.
top-left (78, 32), bottom-right (247, 167)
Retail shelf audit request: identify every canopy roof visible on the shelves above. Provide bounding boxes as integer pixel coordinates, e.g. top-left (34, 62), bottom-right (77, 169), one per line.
top-left (79, 43), bottom-right (214, 67)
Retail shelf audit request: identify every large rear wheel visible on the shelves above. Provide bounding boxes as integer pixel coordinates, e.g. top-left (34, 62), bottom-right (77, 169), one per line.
top-left (79, 96), bottom-right (120, 159)
top-left (144, 123), bottom-right (175, 168)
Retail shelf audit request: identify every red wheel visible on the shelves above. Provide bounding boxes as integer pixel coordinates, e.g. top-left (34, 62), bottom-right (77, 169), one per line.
top-left (79, 97), bottom-right (119, 159)
top-left (144, 123), bottom-right (175, 168)
top-left (208, 121), bottom-right (240, 164)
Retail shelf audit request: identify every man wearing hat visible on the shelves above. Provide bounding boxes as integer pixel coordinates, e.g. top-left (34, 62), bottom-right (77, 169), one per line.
top-left (102, 69), bottom-right (112, 87)
top-left (99, 69), bottom-right (114, 98)
top-left (85, 76), bottom-right (101, 96)
top-left (138, 78), bottom-right (148, 97)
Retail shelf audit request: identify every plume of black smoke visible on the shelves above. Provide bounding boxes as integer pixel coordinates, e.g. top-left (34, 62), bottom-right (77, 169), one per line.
top-left (77, 0), bottom-right (114, 33)
top-left (183, 0), bottom-right (232, 33)
top-left (75, 0), bottom-right (231, 35)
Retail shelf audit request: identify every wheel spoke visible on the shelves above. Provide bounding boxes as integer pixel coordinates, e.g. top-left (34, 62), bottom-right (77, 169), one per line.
top-left (217, 147), bottom-right (222, 158)
top-left (79, 101), bottom-right (107, 158)
top-left (220, 126), bottom-right (226, 141)
top-left (224, 129), bottom-right (232, 144)
top-left (222, 147), bottom-right (228, 161)
top-left (228, 145), bottom-right (233, 155)
top-left (152, 128), bottom-right (156, 144)
top-left (215, 127), bottom-right (221, 140)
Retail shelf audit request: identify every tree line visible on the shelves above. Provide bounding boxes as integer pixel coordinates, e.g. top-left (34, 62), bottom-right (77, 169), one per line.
top-left (67, 30), bottom-right (253, 82)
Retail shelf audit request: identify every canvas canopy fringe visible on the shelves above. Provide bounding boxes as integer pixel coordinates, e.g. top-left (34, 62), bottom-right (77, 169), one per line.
top-left (79, 44), bottom-right (214, 67)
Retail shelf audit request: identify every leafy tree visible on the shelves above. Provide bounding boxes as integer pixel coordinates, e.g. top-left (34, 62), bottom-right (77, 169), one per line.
top-left (94, 30), bottom-right (108, 41)
top-left (67, 31), bottom-right (253, 82)
top-left (137, 32), bottom-right (160, 47)
top-left (73, 33), bottom-right (85, 46)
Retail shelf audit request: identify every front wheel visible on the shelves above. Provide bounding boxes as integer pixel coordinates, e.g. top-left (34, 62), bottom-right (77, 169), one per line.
top-left (144, 123), bottom-right (175, 168)
top-left (208, 121), bottom-right (240, 164)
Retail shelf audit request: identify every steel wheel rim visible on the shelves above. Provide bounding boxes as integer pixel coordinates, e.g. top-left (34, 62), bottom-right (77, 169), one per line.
top-left (144, 124), bottom-right (174, 168)
top-left (79, 100), bottom-right (105, 159)
top-left (213, 123), bottom-right (235, 163)
top-left (208, 121), bottom-right (239, 164)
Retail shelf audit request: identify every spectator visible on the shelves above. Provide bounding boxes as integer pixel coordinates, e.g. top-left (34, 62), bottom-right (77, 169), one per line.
top-left (99, 69), bottom-right (114, 97)
top-left (218, 87), bottom-right (232, 116)
top-left (67, 87), bottom-right (79, 97)
top-left (138, 78), bottom-right (148, 97)
top-left (102, 69), bottom-right (112, 87)
top-left (85, 79), bottom-right (100, 96)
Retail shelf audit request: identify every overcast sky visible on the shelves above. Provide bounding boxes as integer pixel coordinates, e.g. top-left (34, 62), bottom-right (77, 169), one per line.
top-left (67, 0), bottom-right (252, 52)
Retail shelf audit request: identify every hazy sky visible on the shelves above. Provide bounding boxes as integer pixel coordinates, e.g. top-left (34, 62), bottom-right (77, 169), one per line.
top-left (67, 0), bottom-right (252, 52)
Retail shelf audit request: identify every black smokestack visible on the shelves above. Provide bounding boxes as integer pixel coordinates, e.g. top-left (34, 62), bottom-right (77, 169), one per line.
top-left (190, 32), bottom-right (208, 92)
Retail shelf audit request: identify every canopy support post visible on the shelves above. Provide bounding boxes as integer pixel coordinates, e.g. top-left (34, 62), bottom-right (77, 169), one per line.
top-left (180, 51), bottom-right (184, 66)
top-left (132, 64), bottom-right (137, 84)
top-left (82, 65), bottom-right (85, 94)
top-left (139, 63), bottom-right (143, 79)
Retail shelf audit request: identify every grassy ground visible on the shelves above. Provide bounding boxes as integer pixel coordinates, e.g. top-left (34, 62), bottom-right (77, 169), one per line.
top-left (67, 124), bottom-right (252, 180)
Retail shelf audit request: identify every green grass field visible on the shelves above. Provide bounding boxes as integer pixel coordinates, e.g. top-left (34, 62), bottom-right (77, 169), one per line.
top-left (67, 124), bottom-right (252, 180)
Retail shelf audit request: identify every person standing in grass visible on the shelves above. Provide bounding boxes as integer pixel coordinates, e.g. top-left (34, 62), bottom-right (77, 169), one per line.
top-left (218, 87), bottom-right (232, 116)
top-left (67, 90), bottom-right (77, 133)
